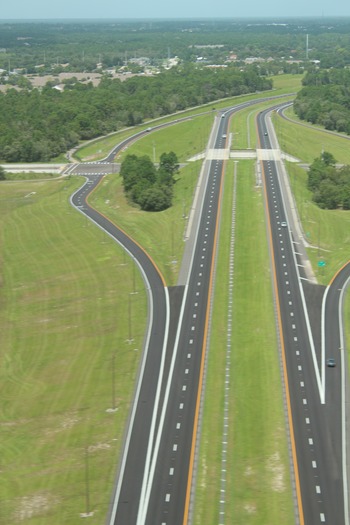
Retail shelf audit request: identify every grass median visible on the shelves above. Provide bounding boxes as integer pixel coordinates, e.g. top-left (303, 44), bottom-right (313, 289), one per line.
top-left (194, 161), bottom-right (294, 525)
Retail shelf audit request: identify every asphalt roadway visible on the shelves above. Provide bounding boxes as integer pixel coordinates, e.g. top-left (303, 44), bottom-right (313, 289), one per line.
top-left (68, 95), bottom-right (350, 525)
top-left (67, 94), bottom-right (289, 525)
top-left (258, 107), bottom-right (350, 525)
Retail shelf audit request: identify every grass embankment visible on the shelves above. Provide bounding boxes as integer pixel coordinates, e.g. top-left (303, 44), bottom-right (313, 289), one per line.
top-left (0, 178), bottom-right (147, 524)
top-left (272, 104), bottom-right (350, 332)
top-left (272, 106), bottom-right (350, 165)
top-left (4, 172), bottom-right (61, 181)
top-left (285, 162), bottom-right (350, 284)
top-left (194, 161), bottom-right (294, 525)
top-left (88, 161), bottom-right (201, 286)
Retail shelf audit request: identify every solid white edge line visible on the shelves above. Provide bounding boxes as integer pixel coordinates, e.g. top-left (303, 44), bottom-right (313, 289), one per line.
top-left (70, 179), bottom-right (167, 525)
top-left (137, 284), bottom-right (189, 525)
top-left (321, 286), bottom-right (330, 403)
top-left (269, 121), bottom-right (324, 404)
top-left (340, 275), bottom-right (350, 525)
top-left (136, 287), bottom-right (171, 524)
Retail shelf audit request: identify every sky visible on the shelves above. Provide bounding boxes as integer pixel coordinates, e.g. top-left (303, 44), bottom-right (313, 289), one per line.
top-left (1, 0), bottom-right (349, 20)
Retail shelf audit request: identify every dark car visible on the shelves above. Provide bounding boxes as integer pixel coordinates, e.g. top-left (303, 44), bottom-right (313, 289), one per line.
top-left (327, 358), bottom-right (336, 367)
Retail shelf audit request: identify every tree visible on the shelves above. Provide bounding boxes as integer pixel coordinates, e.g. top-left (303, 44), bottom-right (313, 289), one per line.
top-left (321, 151), bottom-right (336, 166)
top-left (308, 152), bottom-right (336, 192)
top-left (138, 186), bottom-right (172, 211)
top-left (159, 151), bottom-right (179, 177)
top-left (313, 180), bottom-right (341, 209)
top-left (0, 165), bottom-right (6, 180)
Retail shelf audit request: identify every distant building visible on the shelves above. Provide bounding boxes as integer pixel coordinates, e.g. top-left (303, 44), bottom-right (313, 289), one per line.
top-left (244, 57), bottom-right (263, 64)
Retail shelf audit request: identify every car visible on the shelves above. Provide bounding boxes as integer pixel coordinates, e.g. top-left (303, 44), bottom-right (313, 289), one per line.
top-left (221, 113), bottom-right (226, 118)
top-left (326, 358), bottom-right (336, 367)
top-left (281, 221), bottom-right (287, 227)
top-left (222, 134), bottom-right (227, 139)
top-left (146, 127), bottom-right (152, 132)
top-left (264, 131), bottom-right (268, 136)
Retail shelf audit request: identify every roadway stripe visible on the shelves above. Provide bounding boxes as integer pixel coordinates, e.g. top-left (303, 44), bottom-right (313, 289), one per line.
top-left (328, 259), bottom-right (350, 287)
top-left (182, 157), bottom-right (226, 525)
top-left (257, 121), bottom-right (305, 525)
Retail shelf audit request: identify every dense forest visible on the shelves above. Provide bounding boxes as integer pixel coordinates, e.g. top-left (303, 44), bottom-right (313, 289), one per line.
top-left (294, 69), bottom-right (350, 134)
top-left (0, 65), bottom-right (272, 162)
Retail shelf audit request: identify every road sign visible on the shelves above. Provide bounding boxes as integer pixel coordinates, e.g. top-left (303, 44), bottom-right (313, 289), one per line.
top-left (318, 260), bottom-right (326, 267)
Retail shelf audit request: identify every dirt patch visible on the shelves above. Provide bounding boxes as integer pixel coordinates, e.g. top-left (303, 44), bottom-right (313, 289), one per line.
top-left (244, 502), bottom-right (257, 514)
top-left (266, 451), bottom-right (285, 492)
top-left (13, 492), bottom-right (59, 521)
top-left (44, 413), bottom-right (80, 437)
top-left (88, 442), bottom-right (111, 453)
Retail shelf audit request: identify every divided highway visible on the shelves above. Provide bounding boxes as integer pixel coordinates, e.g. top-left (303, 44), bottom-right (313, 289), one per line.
top-left (68, 95), bottom-right (350, 525)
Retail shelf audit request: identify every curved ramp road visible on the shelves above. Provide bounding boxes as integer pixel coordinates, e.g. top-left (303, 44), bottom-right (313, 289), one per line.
top-left (70, 175), bottom-right (170, 524)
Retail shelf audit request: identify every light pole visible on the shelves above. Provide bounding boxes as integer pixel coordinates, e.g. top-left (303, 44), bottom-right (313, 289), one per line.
top-left (127, 294), bottom-right (134, 343)
top-left (80, 447), bottom-right (94, 517)
top-left (153, 141), bottom-right (156, 164)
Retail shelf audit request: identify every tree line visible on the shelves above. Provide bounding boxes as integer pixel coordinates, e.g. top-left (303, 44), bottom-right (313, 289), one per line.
top-left (308, 152), bottom-right (350, 209)
top-left (0, 65), bottom-right (272, 162)
top-left (293, 69), bottom-right (350, 134)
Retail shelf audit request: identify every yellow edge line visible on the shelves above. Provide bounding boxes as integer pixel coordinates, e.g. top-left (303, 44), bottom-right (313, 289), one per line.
top-left (257, 116), bottom-right (304, 524)
top-left (84, 175), bottom-right (167, 288)
top-left (182, 156), bottom-right (226, 525)
top-left (328, 259), bottom-right (350, 287)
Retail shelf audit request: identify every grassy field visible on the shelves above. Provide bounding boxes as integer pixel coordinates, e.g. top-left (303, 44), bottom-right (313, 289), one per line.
top-left (4, 172), bottom-right (61, 181)
top-left (229, 95), bottom-right (294, 150)
top-left (0, 178), bottom-right (147, 524)
top-left (88, 161), bottom-right (201, 286)
top-left (272, 106), bottom-right (350, 165)
top-left (286, 162), bottom-right (350, 285)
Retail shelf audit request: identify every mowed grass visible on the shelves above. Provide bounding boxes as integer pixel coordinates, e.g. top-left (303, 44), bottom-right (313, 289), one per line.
top-left (4, 172), bottom-right (61, 181)
top-left (88, 162), bottom-right (201, 286)
top-left (0, 178), bottom-right (147, 524)
top-left (272, 107), bottom-right (350, 165)
top-left (285, 162), bottom-right (350, 284)
top-left (194, 161), bottom-right (294, 525)
top-left (229, 95), bottom-right (295, 150)
top-left (115, 114), bottom-right (213, 163)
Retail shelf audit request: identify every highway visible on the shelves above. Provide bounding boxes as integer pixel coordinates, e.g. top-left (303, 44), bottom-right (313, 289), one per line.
top-left (257, 107), bottom-right (350, 525)
top-left (68, 95), bottom-right (350, 525)
top-left (66, 94), bottom-right (290, 525)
